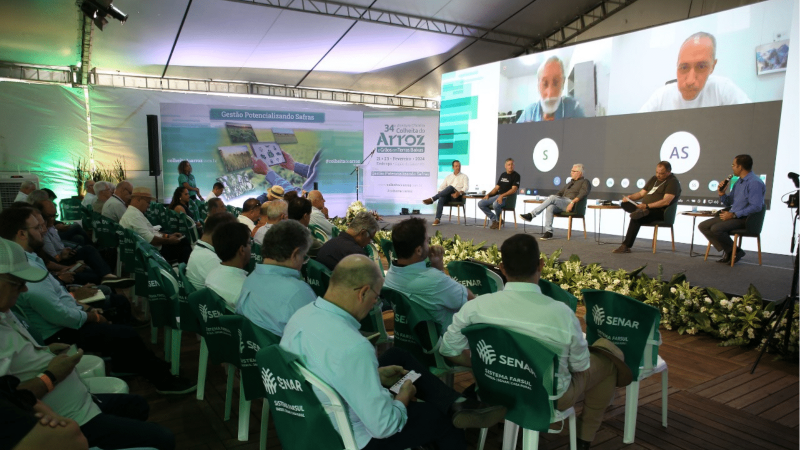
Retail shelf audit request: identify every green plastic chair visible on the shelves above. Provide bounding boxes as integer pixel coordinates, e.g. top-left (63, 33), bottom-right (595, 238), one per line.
top-left (359, 303), bottom-right (391, 345)
top-left (59, 197), bottom-right (83, 222)
top-left (245, 241), bottom-right (262, 274)
top-left (219, 315), bottom-right (279, 445)
top-left (330, 226), bottom-right (340, 238)
top-left (538, 279), bottom-right (578, 312)
top-left (309, 224), bottom-right (329, 243)
top-left (381, 287), bottom-right (466, 386)
top-left (446, 197), bottom-right (467, 225)
top-left (197, 201), bottom-right (209, 222)
top-left (187, 288), bottom-right (237, 420)
top-left (176, 263), bottom-right (200, 335)
top-left (704, 207), bottom-right (766, 267)
top-left (379, 238), bottom-right (395, 267)
top-left (483, 194), bottom-right (518, 230)
top-left (446, 260), bottom-right (501, 296)
top-left (146, 257), bottom-right (182, 375)
top-left (303, 259), bottom-right (331, 298)
top-left (255, 345), bottom-right (358, 450)
top-left (363, 243), bottom-right (385, 274)
top-left (553, 197), bottom-right (588, 240)
top-left (462, 324), bottom-right (577, 450)
top-left (581, 289), bottom-right (667, 444)
top-left (641, 197), bottom-right (680, 253)
top-left (80, 205), bottom-right (93, 233)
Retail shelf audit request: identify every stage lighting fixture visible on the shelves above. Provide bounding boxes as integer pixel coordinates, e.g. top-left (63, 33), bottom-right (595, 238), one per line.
top-left (80, 0), bottom-right (128, 31)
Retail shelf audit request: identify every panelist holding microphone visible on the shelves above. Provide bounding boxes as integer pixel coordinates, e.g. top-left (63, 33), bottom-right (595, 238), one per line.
top-left (699, 154), bottom-right (765, 264)
top-left (613, 161), bottom-right (681, 254)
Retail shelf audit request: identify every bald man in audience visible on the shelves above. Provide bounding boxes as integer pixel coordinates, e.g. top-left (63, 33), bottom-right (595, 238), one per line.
top-left (307, 190), bottom-right (334, 236)
top-left (253, 199), bottom-right (288, 246)
top-left (282, 254), bottom-right (506, 450)
top-left (102, 181), bottom-right (133, 222)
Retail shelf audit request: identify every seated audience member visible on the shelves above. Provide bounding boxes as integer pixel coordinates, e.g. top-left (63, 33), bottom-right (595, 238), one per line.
top-left (520, 164), bottom-right (590, 240)
top-left (120, 187), bottom-right (192, 264)
top-left (613, 161), bottom-right (681, 254)
top-left (26, 190), bottom-right (50, 207)
top-left (236, 220), bottom-right (316, 336)
top-left (237, 198), bottom-right (261, 232)
top-left (206, 182), bottom-right (225, 200)
top-left (256, 185), bottom-right (284, 205)
top-left (282, 254), bottom-right (506, 450)
top-left (0, 237), bottom-right (176, 450)
top-left (34, 200), bottom-right (130, 287)
top-left (307, 190), bottom-right (334, 236)
top-left (14, 180), bottom-right (36, 202)
top-left (206, 197), bottom-right (226, 217)
top-left (169, 186), bottom-right (200, 225)
top-left (101, 181), bottom-right (133, 222)
top-left (316, 211), bottom-right (379, 271)
top-left (27, 191), bottom-right (90, 246)
top-left (80, 180), bottom-right (96, 207)
top-left (384, 217), bottom-right (474, 331)
top-left (0, 208), bottom-right (195, 396)
top-left (253, 200), bottom-right (288, 245)
top-left (283, 190), bottom-right (300, 203)
top-left (91, 181), bottom-right (114, 213)
top-left (206, 222), bottom-right (251, 309)
top-left (287, 197), bottom-right (323, 257)
top-left (186, 213), bottom-right (237, 290)
top-left (439, 234), bottom-right (630, 450)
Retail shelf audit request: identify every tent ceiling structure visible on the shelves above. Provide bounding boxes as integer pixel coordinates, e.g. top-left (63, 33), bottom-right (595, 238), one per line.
top-left (0, 0), bottom-right (632, 100)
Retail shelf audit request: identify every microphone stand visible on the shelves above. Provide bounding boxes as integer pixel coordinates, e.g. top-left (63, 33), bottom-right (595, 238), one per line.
top-left (350, 148), bottom-right (376, 202)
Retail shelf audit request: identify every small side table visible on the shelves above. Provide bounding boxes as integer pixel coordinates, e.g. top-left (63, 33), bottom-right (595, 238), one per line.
top-left (588, 204), bottom-right (626, 245)
top-left (682, 211), bottom-right (716, 257)
top-left (465, 195), bottom-right (485, 226)
top-left (522, 199), bottom-right (544, 234)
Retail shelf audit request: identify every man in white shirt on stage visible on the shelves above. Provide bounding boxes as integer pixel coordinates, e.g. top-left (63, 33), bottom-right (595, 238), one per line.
top-left (423, 160), bottom-right (469, 226)
top-left (639, 32), bottom-right (750, 113)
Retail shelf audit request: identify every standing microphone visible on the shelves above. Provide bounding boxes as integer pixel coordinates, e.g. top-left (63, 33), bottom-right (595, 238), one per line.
top-left (718, 174), bottom-right (733, 191)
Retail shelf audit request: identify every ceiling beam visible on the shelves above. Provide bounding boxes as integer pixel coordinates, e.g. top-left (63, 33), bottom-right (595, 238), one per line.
top-left (223, 0), bottom-right (536, 48)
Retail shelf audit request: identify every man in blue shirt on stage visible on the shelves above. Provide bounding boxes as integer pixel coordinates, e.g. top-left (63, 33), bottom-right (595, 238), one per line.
top-left (281, 254), bottom-right (506, 450)
top-left (699, 154), bottom-right (766, 264)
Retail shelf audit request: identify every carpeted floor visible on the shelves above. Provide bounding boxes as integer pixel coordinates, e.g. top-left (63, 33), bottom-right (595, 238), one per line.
top-left (377, 214), bottom-right (795, 301)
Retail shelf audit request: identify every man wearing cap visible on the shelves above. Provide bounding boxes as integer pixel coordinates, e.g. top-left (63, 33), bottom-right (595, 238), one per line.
top-left (256, 185), bottom-right (284, 204)
top-left (0, 238), bottom-right (177, 449)
top-left (101, 181), bottom-right (133, 222)
top-left (120, 186), bottom-right (191, 263)
top-left (439, 234), bottom-right (629, 450)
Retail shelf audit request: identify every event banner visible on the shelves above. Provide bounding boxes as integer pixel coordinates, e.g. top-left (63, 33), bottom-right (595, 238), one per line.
top-left (362, 111), bottom-right (440, 216)
top-left (160, 103), bottom-right (363, 215)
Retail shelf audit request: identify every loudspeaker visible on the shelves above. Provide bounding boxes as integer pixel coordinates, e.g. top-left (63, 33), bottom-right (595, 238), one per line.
top-left (313, 182), bottom-right (318, 191)
top-left (146, 115), bottom-right (161, 176)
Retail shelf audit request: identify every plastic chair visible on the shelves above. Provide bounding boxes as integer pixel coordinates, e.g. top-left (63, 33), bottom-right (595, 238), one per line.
top-left (446, 260), bottom-right (501, 296)
top-left (582, 289), bottom-right (667, 444)
top-left (59, 197), bottom-right (83, 222)
top-left (146, 258), bottom-right (182, 376)
top-left (303, 259), bottom-right (332, 298)
top-left (76, 354), bottom-right (106, 379)
top-left (379, 239), bottom-right (395, 267)
top-left (363, 243), bottom-right (385, 275)
top-left (309, 224), bottom-right (330, 243)
top-left (538, 279), bottom-right (578, 312)
top-left (641, 199), bottom-right (680, 253)
top-left (256, 345), bottom-right (358, 450)
top-left (83, 377), bottom-right (130, 394)
top-left (359, 303), bottom-right (391, 345)
top-left (483, 194), bottom-right (518, 230)
top-left (703, 208), bottom-right (765, 267)
top-left (80, 205), bottom-right (93, 233)
top-left (330, 226), bottom-right (340, 238)
top-left (553, 197), bottom-right (588, 240)
top-left (462, 324), bottom-right (577, 450)
top-left (446, 197), bottom-right (467, 225)
top-left (381, 287), bottom-right (467, 386)
top-left (245, 241), bottom-right (263, 274)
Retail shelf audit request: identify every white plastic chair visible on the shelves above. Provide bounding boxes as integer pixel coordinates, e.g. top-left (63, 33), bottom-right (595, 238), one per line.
top-left (76, 354), bottom-right (106, 379)
top-left (485, 269), bottom-right (504, 292)
top-left (293, 362), bottom-right (359, 450)
top-left (83, 376), bottom-right (129, 394)
top-left (623, 321), bottom-right (668, 444)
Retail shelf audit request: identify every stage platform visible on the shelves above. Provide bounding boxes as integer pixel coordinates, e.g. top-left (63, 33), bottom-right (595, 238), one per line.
top-left (377, 214), bottom-right (795, 302)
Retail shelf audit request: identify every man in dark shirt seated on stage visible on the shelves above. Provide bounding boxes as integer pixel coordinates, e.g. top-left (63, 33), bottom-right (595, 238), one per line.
top-left (520, 163), bottom-right (591, 240)
top-left (699, 154), bottom-right (765, 264)
top-left (478, 158), bottom-right (520, 229)
top-left (613, 161), bottom-right (681, 254)
top-left (316, 212), bottom-right (379, 271)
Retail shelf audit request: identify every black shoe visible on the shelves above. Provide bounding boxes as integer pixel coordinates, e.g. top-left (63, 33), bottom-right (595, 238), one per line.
top-left (540, 232), bottom-right (554, 240)
top-left (733, 248), bottom-right (746, 264)
top-left (155, 375), bottom-right (197, 395)
top-left (449, 399), bottom-right (507, 429)
top-left (520, 213), bottom-right (533, 222)
top-left (612, 244), bottom-right (631, 254)
top-left (577, 438), bottom-right (592, 450)
top-left (101, 277), bottom-right (136, 289)
top-left (630, 209), bottom-right (650, 220)
top-left (716, 252), bottom-right (732, 263)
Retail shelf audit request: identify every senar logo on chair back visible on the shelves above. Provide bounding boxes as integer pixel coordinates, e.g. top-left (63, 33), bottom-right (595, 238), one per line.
top-left (476, 340), bottom-right (496, 365)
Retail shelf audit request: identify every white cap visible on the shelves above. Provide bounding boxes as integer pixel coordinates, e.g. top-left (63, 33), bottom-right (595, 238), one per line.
top-left (0, 238), bottom-right (47, 282)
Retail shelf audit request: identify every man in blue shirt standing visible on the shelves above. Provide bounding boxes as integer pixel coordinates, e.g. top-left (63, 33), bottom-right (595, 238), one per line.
top-left (699, 154), bottom-right (766, 264)
top-left (282, 254), bottom-right (506, 450)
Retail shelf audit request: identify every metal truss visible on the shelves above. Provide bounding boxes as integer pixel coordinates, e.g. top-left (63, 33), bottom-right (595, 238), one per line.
top-left (525, 0), bottom-right (638, 52)
top-left (0, 62), bottom-right (74, 84)
top-left (224, 0), bottom-right (534, 48)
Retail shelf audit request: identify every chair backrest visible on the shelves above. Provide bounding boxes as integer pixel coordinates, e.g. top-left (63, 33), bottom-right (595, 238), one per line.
top-left (740, 207), bottom-right (766, 236)
top-left (462, 324), bottom-right (559, 431)
top-left (379, 239), bottom-right (395, 266)
top-left (330, 226), bottom-right (340, 238)
top-left (303, 259), bottom-right (332, 298)
top-left (363, 243), bottom-right (385, 274)
top-left (118, 227), bottom-right (138, 269)
top-left (94, 214), bottom-right (122, 249)
top-left (245, 241), bottom-right (262, 274)
top-left (177, 263), bottom-right (200, 334)
top-left (502, 194), bottom-right (518, 210)
top-left (220, 315), bottom-right (280, 401)
top-left (145, 258), bottom-right (179, 330)
top-left (308, 224), bottom-right (329, 243)
top-left (256, 345), bottom-right (355, 450)
top-left (197, 201), bottom-right (209, 222)
top-left (80, 205), bottom-right (93, 231)
top-left (446, 260), bottom-right (499, 296)
top-left (581, 289), bottom-right (661, 380)
top-left (538, 279), bottom-right (578, 312)
top-left (660, 199), bottom-right (680, 226)
top-left (381, 287), bottom-right (449, 370)
top-left (187, 288), bottom-right (238, 365)
top-left (358, 303), bottom-right (389, 343)
top-left (59, 197), bottom-right (83, 221)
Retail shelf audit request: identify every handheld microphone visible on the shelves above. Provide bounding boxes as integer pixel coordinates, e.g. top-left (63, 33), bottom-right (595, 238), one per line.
top-left (718, 174), bottom-right (733, 191)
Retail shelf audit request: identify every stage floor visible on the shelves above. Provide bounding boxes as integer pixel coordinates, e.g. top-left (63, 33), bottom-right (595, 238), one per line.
top-left (377, 214), bottom-right (795, 302)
